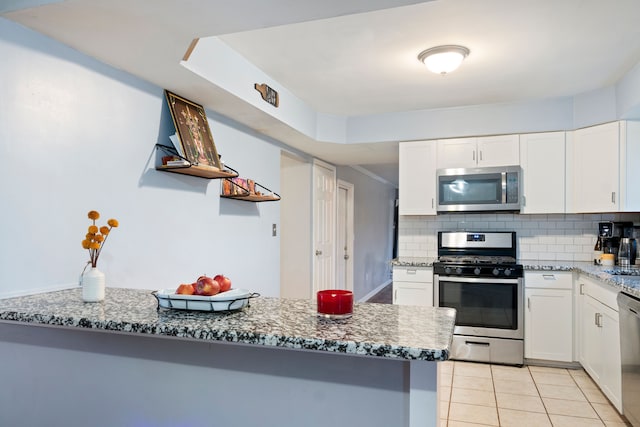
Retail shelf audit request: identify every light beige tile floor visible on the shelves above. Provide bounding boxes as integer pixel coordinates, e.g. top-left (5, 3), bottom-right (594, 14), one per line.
top-left (438, 361), bottom-right (632, 427)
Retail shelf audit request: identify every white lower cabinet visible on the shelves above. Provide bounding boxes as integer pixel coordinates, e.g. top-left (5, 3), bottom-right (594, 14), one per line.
top-left (524, 272), bottom-right (573, 362)
top-left (392, 266), bottom-right (433, 306)
top-left (578, 275), bottom-right (622, 413)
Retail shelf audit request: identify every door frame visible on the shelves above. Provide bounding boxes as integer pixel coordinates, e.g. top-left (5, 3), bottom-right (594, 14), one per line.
top-left (337, 179), bottom-right (354, 292)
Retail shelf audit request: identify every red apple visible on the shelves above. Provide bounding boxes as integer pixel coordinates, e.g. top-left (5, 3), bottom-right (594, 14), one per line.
top-left (214, 274), bottom-right (232, 292)
top-left (195, 275), bottom-right (220, 296)
top-left (176, 283), bottom-right (195, 295)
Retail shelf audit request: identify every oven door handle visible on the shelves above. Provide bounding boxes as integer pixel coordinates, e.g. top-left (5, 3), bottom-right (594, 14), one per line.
top-left (434, 275), bottom-right (520, 285)
top-left (465, 341), bottom-right (490, 347)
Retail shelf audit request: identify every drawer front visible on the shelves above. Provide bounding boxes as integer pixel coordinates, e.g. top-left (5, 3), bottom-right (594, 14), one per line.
top-left (525, 271), bottom-right (573, 289)
top-left (393, 267), bottom-right (433, 283)
top-left (582, 276), bottom-right (619, 312)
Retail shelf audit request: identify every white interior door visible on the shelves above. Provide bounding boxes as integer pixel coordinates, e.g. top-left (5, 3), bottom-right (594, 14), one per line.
top-left (312, 161), bottom-right (336, 294)
top-left (336, 180), bottom-right (354, 291)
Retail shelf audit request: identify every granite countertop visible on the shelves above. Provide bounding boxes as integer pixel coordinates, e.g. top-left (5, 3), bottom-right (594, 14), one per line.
top-left (522, 261), bottom-right (640, 298)
top-left (0, 288), bottom-right (456, 362)
top-left (391, 256), bottom-right (640, 298)
top-left (391, 257), bottom-right (436, 267)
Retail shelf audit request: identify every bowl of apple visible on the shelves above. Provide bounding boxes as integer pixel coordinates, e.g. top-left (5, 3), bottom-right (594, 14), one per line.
top-left (153, 274), bottom-right (257, 312)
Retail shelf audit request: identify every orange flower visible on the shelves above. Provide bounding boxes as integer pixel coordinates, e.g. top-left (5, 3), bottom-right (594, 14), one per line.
top-left (82, 210), bottom-right (119, 268)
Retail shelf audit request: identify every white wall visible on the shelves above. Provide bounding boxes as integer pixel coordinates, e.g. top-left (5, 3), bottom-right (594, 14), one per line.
top-left (335, 167), bottom-right (396, 297)
top-left (280, 152), bottom-right (313, 299)
top-left (398, 213), bottom-right (640, 262)
top-left (0, 18), bottom-right (280, 298)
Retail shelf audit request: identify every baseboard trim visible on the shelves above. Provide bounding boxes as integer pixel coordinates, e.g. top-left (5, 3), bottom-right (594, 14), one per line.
top-left (524, 358), bottom-right (582, 369)
top-left (359, 279), bottom-right (392, 303)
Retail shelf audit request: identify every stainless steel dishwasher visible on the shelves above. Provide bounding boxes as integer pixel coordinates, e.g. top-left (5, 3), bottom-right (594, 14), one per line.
top-left (618, 291), bottom-right (640, 427)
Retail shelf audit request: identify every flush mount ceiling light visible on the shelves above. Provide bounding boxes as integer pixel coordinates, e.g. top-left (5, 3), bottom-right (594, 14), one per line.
top-left (418, 45), bottom-right (470, 75)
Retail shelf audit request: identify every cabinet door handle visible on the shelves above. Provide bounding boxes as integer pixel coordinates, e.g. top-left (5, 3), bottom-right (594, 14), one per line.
top-left (472, 151), bottom-right (476, 161)
top-left (594, 312), bottom-right (598, 326)
top-left (315, 250), bottom-right (322, 256)
top-left (479, 150), bottom-right (483, 161)
top-left (527, 297), bottom-right (531, 310)
top-left (612, 192), bottom-right (616, 204)
top-left (580, 283), bottom-right (584, 295)
top-left (407, 269), bottom-right (417, 275)
top-left (542, 274), bottom-right (556, 280)
top-left (595, 312), bottom-right (603, 327)
top-left (432, 198), bottom-right (434, 209)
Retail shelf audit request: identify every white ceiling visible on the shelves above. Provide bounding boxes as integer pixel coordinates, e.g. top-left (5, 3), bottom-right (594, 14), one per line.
top-left (4, 0), bottom-right (640, 186)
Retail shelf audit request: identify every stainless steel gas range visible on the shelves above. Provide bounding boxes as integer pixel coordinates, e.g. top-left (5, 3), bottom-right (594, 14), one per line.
top-left (433, 231), bottom-right (524, 366)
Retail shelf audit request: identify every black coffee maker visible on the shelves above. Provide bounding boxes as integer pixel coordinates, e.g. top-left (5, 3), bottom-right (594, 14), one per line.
top-left (599, 221), bottom-right (633, 264)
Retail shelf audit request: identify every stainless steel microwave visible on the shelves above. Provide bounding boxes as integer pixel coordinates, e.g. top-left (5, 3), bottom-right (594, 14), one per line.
top-left (436, 165), bottom-right (522, 213)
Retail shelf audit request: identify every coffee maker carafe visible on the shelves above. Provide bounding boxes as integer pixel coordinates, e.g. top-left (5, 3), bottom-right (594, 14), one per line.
top-left (618, 237), bottom-right (637, 267)
top-left (599, 221), bottom-right (633, 264)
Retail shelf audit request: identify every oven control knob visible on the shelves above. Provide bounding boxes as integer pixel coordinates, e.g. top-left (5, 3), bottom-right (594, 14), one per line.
top-left (504, 268), bottom-right (512, 276)
top-left (474, 267), bottom-right (481, 275)
top-left (492, 268), bottom-right (500, 276)
top-left (444, 267), bottom-right (452, 274)
top-left (455, 267), bottom-right (462, 275)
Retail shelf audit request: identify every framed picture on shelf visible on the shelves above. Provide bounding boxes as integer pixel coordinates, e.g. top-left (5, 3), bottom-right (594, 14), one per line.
top-left (164, 90), bottom-right (222, 169)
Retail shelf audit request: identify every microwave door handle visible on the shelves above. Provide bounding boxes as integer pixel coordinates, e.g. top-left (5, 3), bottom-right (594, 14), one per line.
top-left (501, 172), bottom-right (507, 203)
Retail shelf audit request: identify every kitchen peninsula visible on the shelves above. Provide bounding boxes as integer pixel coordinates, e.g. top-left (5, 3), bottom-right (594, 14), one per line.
top-left (0, 288), bottom-right (455, 427)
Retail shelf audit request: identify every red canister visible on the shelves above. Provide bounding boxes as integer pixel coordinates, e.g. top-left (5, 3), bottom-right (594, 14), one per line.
top-left (317, 290), bottom-right (353, 319)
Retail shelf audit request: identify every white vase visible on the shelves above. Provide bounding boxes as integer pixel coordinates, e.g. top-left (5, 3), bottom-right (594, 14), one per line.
top-left (82, 267), bottom-right (105, 302)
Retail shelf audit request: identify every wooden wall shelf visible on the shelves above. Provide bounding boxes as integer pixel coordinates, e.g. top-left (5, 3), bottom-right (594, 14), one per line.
top-left (221, 177), bottom-right (281, 203)
top-left (221, 193), bottom-right (281, 203)
top-left (154, 144), bottom-right (239, 179)
top-left (156, 164), bottom-right (238, 179)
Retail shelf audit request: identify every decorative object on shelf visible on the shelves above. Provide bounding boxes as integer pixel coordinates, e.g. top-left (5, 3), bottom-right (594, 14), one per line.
top-left (220, 177), bottom-right (281, 202)
top-left (155, 143), bottom-right (239, 179)
top-left (80, 210), bottom-right (119, 302)
top-left (254, 83), bottom-right (279, 107)
top-left (164, 90), bottom-right (222, 169)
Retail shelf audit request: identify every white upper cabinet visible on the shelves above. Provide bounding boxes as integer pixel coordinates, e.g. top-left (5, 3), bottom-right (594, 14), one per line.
top-left (436, 137), bottom-right (477, 168)
top-left (569, 122), bottom-right (620, 213)
top-left (398, 140), bottom-right (437, 215)
top-left (621, 121), bottom-right (640, 212)
top-left (437, 135), bottom-right (519, 169)
top-left (568, 121), bottom-right (640, 213)
top-left (519, 132), bottom-right (565, 213)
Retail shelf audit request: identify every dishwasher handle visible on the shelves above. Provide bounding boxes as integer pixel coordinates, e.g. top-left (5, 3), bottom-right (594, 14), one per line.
top-left (618, 292), bottom-right (640, 317)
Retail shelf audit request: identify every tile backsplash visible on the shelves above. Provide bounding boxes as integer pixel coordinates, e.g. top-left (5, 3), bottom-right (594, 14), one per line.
top-left (398, 213), bottom-right (640, 262)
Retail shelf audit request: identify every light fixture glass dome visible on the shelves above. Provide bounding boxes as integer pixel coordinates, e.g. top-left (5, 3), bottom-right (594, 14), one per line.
top-left (418, 45), bottom-right (470, 75)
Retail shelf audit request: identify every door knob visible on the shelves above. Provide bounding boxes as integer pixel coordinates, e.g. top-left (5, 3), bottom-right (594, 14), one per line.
top-left (315, 250), bottom-right (323, 256)
top-left (344, 254), bottom-right (349, 260)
